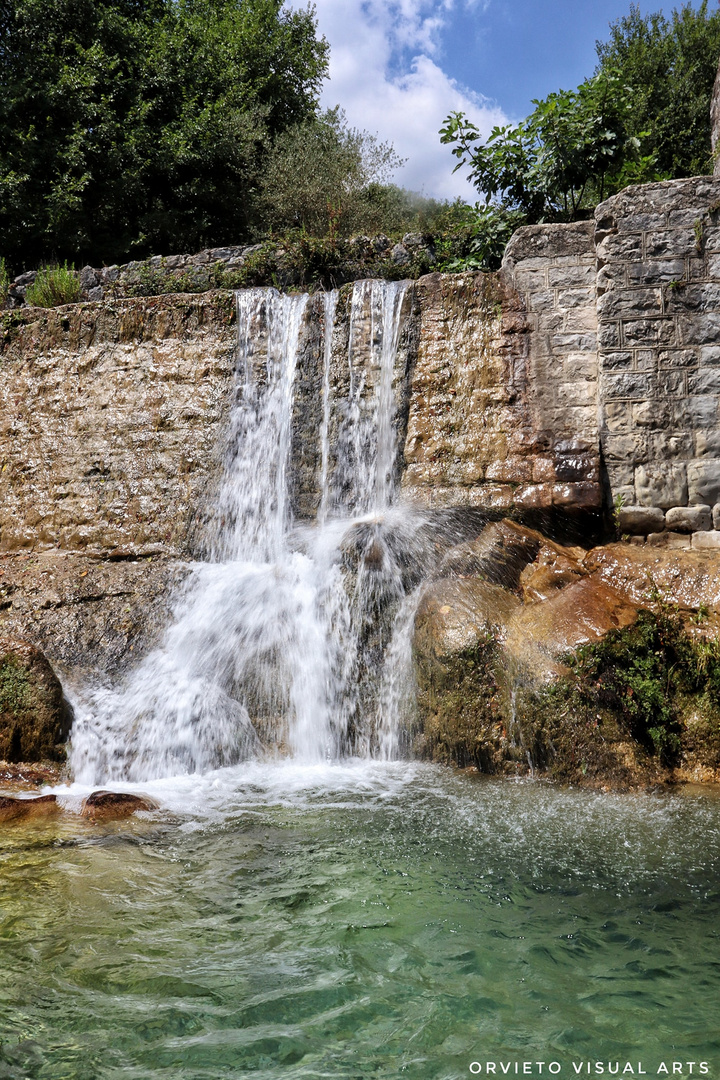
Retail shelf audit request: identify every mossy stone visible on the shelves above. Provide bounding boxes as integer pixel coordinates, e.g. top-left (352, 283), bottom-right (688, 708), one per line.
top-left (0, 639), bottom-right (72, 763)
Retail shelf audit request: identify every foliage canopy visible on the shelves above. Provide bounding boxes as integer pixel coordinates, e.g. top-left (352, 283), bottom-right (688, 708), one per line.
top-left (0, 0), bottom-right (329, 266)
top-left (440, 1), bottom-right (720, 269)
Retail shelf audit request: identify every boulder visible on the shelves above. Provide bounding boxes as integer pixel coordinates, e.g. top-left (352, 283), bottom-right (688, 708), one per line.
top-left (414, 577), bottom-right (521, 660)
top-left (0, 639), bottom-right (73, 763)
top-left (582, 543), bottom-right (720, 610)
top-left (519, 542), bottom-right (586, 602)
top-left (438, 519), bottom-right (544, 591)
top-left (80, 790), bottom-right (159, 821)
top-left (504, 577), bottom-right (639, 679)
top-left (0, 794), bottom-right (58, 823)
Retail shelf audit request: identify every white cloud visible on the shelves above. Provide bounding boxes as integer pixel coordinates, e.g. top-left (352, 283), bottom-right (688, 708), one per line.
top-left (286, 0), bottom-right (507, 200)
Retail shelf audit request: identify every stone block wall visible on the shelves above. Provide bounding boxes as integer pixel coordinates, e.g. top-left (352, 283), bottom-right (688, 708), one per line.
top-left (0, 295), bottom-right (236, 557)
top-left (595, 177), bottom-right (720, 548)
top-left (400, 265), bottom-right (603, 524)
top-left (500, 221), bottom-right (601, 515)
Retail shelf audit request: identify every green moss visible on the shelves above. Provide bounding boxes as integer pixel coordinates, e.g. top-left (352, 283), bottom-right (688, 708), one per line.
top-left (413, 632), bottom-right (514, 771)
top-left (0, 657), bottom-right (33, 716)
top-left (518, 609), bottom-right (720, 782)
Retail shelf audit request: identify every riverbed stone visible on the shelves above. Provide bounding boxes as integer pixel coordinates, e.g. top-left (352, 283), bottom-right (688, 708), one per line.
top-left (80, 790), bottom-right (159, 821)
top-left (0, 793), bottom-right (58, 823)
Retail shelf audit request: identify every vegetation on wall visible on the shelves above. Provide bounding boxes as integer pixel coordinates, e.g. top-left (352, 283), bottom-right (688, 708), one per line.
top-left (521, 607), bottom-right (720, 783)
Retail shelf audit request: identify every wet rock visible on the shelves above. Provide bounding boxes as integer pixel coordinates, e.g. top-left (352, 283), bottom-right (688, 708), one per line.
top-left (0, 794), bottom-right (58, 822)
top-left (505, 577), bottom-right (639, 679)
top-left (413, 581), bottom-right (513, 772)
top-left (81, 790), bottom-right (159, 821)
top-left (519, 542), bottom-right (586, 602)
top-left (415, 578), bottom-right (521, 659)
top-left (583, 542), bottom-right (720, 610)
top-left (439, 520), bottom-right (543, 591)
top-left (0, 639), bottom-right (72, 762)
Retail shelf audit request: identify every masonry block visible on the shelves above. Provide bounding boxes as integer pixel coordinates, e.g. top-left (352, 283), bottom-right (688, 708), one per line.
top-left (635, 463), bottom-right (687, 509)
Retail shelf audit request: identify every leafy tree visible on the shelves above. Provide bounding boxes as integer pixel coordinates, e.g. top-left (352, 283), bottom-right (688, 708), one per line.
top-left (0, 0), bottom-right (328, 267)
top-left (257, 107), bottom-right (404, 237)
top-left (596, 1), bottom-right (720, 179)
top-left (440, 1), bottom-right (720, 269)
top-left (441, 70), bottom-right (654, 228)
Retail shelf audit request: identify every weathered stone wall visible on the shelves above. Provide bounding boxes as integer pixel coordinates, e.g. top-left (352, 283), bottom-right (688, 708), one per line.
top-left (0, 294), bottom-right (236, 558)
top-left (400, 264), bottom-right (603, 524)
top-left (595, 177), bottom-right (720, 547)
top-left (500, 221), bottom-right (600, 514)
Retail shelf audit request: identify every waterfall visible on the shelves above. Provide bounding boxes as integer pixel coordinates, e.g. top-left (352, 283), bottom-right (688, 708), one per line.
top-left (69, 281), bottom-right (423, 784)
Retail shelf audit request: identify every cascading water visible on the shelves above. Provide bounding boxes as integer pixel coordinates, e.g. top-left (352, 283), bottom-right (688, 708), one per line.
top-left (69, 280), bottom-right (424, 784)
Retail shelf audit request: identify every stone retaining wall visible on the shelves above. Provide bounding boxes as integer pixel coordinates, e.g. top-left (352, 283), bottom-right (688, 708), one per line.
top-left (595, 177), bottom-right (720, 547)
top-left (503, 175), bottom-right (720, 547)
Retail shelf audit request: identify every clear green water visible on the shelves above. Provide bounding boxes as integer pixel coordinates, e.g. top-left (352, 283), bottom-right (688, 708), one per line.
top-left (2, 763), bottom-right (720, 1080)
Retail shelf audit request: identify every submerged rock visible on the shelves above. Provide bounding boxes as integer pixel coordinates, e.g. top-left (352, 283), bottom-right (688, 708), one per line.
top-left (81, 790), bottom-right (159, 821)
top-left (0, 639), bottom-right (73, 763)
top-left (0, 794), bottom-right (58, 822)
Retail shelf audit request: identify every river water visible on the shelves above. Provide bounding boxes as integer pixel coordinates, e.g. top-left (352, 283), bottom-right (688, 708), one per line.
top-left (2, 765), bottom-right (720, 1078)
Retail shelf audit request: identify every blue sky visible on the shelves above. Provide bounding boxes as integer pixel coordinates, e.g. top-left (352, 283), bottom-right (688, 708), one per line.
top-left (286, 0), bottom-right (713, 199)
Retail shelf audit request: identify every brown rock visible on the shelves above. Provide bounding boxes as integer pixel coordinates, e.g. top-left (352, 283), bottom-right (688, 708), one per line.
top-left (81, 790), bottom-right (159, 821)
top-left (414, 577), bottom-right (521, 660)
top-left (438, 519), bottom-right (544, 591)
top-left (505, 577), bottom-right (638, 678)
top-left (0, 793), bottom-right (58, 822)
top-left (519, 541), bottom-right (586, 602)
top-left (0, 638), bottom-right (72, 762)
top-left (582, 543), bottom-right (720, 611)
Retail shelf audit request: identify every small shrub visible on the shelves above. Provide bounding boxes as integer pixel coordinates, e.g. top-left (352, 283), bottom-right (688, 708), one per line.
top-left (25, 263), bottom-right (81, 307)
top-left (0, 257), bottom-right (9, 305)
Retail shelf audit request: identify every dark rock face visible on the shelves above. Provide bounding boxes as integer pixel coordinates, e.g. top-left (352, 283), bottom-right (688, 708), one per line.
top-left (80, 790), bottom-right (159, 821)
top-left (0, 639), bottom-right (72, 762)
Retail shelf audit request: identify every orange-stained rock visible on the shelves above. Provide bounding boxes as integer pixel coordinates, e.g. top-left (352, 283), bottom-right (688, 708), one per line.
top-left (505, 577), bottom-right (638, 679)
top-left (582, 543), bottom-right (720, 611)
top-left (81, 790), bottom-right (159, 821)
top-left (0, 793), bottom-right (58, 822)
top-left (519, 542), bottom-right (586, 602)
